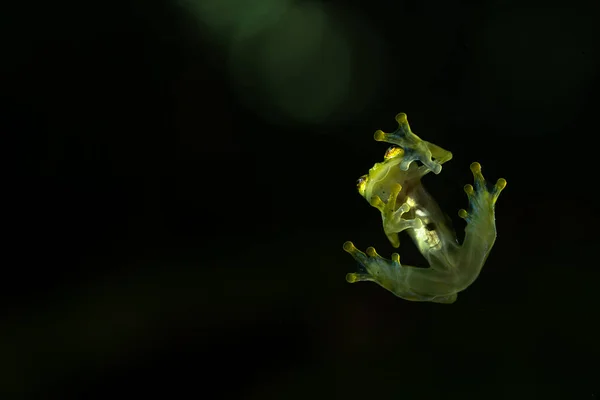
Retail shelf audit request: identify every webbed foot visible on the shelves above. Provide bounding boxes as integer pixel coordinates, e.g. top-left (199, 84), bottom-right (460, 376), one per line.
top-left (343, 241), bottom-right (401, 291)
top-left (458, 162), bottom-right (507, 223)
top-left (374, 113), bottom-right (452, 174)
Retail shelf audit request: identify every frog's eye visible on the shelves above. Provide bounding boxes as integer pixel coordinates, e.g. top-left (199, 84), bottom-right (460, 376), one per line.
top-left (384, 146), bottom-right (404, 160)
top-left (356, 174), bottom-right (369, 196)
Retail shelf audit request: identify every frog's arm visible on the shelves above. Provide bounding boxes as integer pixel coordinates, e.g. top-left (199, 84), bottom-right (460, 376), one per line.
top-left (343, 113), bottom-right (506, 304)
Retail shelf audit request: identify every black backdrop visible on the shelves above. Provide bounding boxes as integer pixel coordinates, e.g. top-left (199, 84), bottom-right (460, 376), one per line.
top-left (2, 0), bottom-right (599, 398)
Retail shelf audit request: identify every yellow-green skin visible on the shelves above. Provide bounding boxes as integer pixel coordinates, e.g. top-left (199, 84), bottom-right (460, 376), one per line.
top-left (344, 113), bottom-right (506, 304)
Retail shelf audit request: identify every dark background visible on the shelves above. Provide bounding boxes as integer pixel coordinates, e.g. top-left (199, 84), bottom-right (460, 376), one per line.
top-left (2, 0), bottom-right (599, 398)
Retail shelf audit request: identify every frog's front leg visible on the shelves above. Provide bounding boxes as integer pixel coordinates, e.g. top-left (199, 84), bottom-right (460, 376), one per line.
top-left (374, 113), bottom-right (453, 175)
top-left (368, 182), bottom-right (423, 248)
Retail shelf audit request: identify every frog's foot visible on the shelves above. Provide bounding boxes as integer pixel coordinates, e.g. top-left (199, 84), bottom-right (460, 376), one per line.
top-left (373, 113), bottom-right (452, 175)
top-left (343, 241), bottom-right (401, 291)
top-left (458, 162), bottom-right (507, 224)
top-left (369, 183), bottom-right (423, 248)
